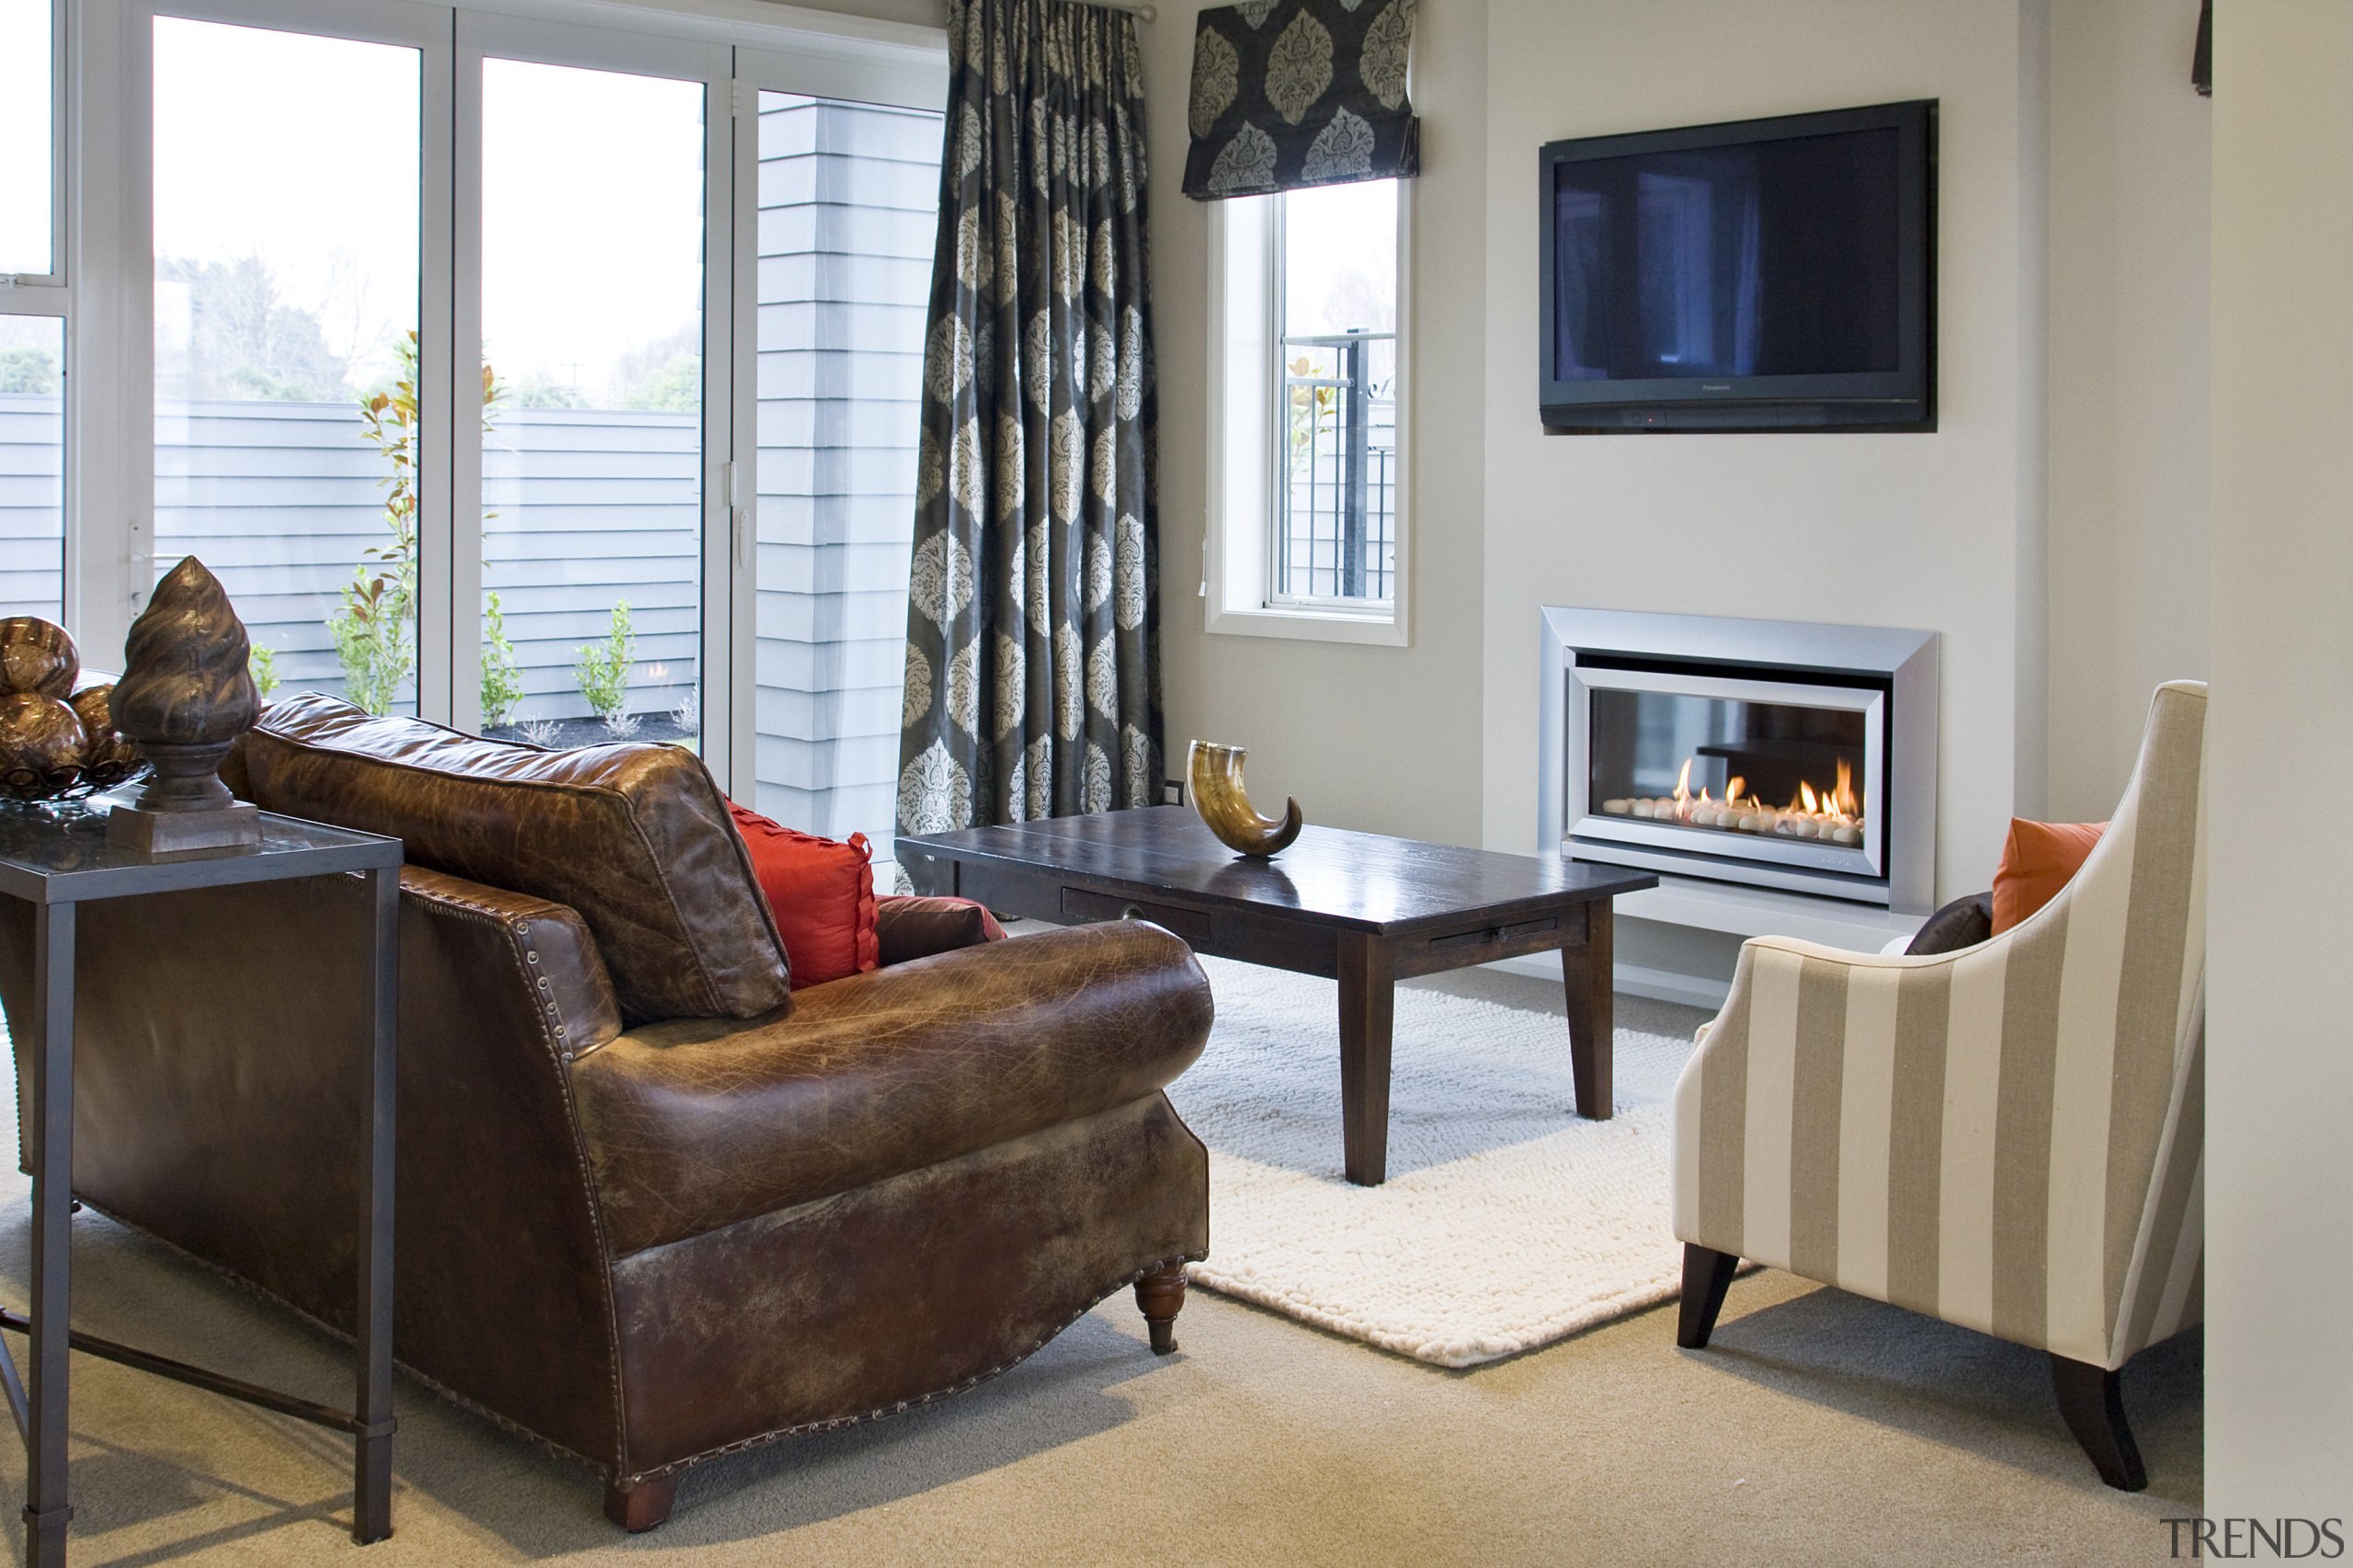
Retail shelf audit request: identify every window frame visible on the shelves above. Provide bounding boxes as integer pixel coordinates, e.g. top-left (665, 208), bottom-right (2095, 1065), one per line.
top-left (1204, 176), bottom-right (1411, 648)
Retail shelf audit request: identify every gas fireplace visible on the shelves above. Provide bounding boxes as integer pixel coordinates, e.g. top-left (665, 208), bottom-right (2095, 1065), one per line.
top-left (1539, 608), bottom-right (1938, 911)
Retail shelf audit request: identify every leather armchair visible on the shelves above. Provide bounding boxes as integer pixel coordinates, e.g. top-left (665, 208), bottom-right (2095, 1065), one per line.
top-left (0, 699), bottom-right (1213, 1530)
top-left (1670, 682), bottom-right (2206, 1492)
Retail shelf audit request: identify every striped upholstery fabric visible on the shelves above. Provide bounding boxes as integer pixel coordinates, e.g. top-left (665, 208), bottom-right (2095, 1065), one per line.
top-left (1672, 682), bottom-right (2206, 1370)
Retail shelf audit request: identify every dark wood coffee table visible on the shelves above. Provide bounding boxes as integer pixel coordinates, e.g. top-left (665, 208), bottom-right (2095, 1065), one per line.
top-left (898, 807), bottom-right (1656, 1186)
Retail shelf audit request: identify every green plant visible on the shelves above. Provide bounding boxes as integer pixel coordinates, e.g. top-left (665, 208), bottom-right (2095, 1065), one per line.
top-left (249, 644), bottom-right (280, 700)
top-left (574, 600), bottom-right (635, 726)
top-left (332, 332), bottom-right (503, 716)
top-left (481, 590), bottom-right (524, 727)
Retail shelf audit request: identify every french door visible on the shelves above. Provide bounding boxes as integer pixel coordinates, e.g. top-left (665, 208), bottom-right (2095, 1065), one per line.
top-left (108, 0), bottom-right (944, 813)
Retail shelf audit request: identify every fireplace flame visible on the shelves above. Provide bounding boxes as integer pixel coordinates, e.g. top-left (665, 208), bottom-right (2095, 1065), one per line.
top-left (1599, 756), bottom-right (1866, 846)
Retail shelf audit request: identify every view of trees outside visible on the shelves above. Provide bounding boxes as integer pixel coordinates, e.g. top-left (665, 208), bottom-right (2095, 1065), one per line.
top-left (0, 316), bottom-right (61, 395)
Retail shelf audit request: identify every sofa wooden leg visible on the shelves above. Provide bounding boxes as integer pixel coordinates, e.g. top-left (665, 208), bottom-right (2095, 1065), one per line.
top-left (1134, 1264), bottom-right (1188, 1356)
top-left (2050, 1355), bottom-right (2147, 1492)
top-left (1677, 1244), bottom-right (1741, 1349)
top-left (604, 1472), bottom-right (679, 1532)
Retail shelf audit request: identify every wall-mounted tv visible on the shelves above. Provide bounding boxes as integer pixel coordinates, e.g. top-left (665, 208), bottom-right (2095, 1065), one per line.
top-left (1538, 99), bottom-right (1936, 433)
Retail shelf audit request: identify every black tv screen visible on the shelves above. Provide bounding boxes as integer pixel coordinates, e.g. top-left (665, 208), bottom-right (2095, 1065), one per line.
top-left (1538, 100), bottom-right (1934, 432)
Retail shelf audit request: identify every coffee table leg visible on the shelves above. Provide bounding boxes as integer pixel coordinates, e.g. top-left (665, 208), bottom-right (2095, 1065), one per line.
top-left (1337, 933), bottom-right (1394, 1186)
top-left (1563, 903), bottom-right (1615, 1120)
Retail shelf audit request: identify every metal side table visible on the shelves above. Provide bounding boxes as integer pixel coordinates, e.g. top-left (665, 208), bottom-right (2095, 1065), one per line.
top-left (0, 803), bottom-right (402, 1565)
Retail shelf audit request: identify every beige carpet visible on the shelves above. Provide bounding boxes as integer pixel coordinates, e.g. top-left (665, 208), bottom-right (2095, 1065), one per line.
top-left (1171, 954), bottom-right (1706, 1366)
top-left (0, 966), bottom-right (2200, 1565)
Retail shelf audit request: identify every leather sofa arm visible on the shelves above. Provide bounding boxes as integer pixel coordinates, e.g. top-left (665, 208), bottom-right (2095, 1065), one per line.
top-left (400, 867), bottom-right (625, 1062)
top-left (569, 919), bottom-right (1214, 1256)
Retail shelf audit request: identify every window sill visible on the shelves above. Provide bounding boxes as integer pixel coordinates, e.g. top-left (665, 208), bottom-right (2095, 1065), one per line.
top-left (1203, 601), bottom-right (1408, 647)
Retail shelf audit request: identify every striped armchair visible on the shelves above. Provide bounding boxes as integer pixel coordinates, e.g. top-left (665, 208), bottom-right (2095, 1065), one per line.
top-left (1671, 681), bottom-right (2205, 1492)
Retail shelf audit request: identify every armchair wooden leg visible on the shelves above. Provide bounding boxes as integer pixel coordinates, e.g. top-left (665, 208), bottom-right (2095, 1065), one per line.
top-left (2049, 1355), bottom-right (2147, 1492)
top-left (1134, 1264), bottom-right (1188, 1356)
top-left (1677, 1244), bottom-right (1741, 1349)
top-left (604, 1472), bottom-right (679, 1532)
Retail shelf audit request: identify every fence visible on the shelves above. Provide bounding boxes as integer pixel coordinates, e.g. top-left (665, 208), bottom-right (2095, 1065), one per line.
top-left (0, 394), bottom-right (63, 622)
top-left (1279, 329), bottom-right (1397, 603)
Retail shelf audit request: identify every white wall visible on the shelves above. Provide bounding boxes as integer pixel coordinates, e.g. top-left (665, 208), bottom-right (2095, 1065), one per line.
top-left (2046, 0), bottom-right (2211, 822)
top-left (1142, 0), bottom-right (1489, 846)
top-left (1142, 0), bottom-right (2211, 971)
top-left (2206, 0), bottom-right (2353, 1514)
top-left (1477, 0), bottom-right (2050, 905)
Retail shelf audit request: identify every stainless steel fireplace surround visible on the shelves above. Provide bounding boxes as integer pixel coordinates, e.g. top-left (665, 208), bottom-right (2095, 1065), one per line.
top-left (1539, 608), bottom-right (1938, 912)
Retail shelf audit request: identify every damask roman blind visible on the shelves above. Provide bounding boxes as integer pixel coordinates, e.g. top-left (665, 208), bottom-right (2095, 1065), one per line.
top-left (1182, 0), bottom-right (1419, 199)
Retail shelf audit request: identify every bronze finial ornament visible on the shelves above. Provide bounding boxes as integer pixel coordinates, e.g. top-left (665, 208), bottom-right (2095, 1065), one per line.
top-left (1188, 740), bottom-right (1303, 858)
top-left (106, 556), bottom-right (262, 852)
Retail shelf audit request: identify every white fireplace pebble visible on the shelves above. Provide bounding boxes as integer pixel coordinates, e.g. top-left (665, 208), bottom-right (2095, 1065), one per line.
top-left (1601, 799), bottom-right (1631, 814)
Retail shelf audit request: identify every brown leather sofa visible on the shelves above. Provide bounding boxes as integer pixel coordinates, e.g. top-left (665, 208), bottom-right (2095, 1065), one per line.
top-left (0, 695), bottom-right (1213, 1530)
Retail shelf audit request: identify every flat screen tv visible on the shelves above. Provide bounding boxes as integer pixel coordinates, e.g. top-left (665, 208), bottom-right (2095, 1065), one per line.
top-left (1538, 99), bottom-right (1936, 433)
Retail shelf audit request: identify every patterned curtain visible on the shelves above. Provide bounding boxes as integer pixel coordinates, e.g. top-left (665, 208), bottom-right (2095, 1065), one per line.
top-left (896, 0), bottom-right (1162, 841)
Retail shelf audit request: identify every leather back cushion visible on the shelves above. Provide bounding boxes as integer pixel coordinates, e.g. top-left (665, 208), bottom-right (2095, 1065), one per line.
top-left (238, 694), bottom-right (791, 1024)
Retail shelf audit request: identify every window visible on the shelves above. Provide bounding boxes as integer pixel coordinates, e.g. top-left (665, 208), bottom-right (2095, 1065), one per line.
top-left (478, 56), bottom-right (708, 744)
top-left (0, 315), bottom-right (63, 620)
top-left (0, 0), bottom-right (59, 280)
top-left (30, 0), bottom-right (946, 832)
top-left (1, 0), bottom-right (66, 623)
top-left (1208, 176), bottom-right (1407, 644)
top-left (151, 17), bottom-right (425, 714)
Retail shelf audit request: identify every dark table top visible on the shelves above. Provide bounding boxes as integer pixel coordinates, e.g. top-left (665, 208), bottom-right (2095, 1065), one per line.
top-left (899, 806), bottom-right (1656, 936)
top-left (0, 798), bottom-right (401, 904)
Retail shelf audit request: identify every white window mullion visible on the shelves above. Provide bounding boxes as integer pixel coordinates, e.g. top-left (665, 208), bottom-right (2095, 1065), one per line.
top-left (696, 62), bottom-right (739, 789)
top-left (722, 66), bottom-right (758, 799)
top-left (68, 0), bottom-right (153, 660)
top-left (439, 12), bottom-right (483, 730)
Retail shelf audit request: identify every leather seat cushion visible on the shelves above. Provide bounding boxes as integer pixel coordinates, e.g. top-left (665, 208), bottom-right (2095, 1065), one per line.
top-left (236, 694), bottom-right (791, 1024)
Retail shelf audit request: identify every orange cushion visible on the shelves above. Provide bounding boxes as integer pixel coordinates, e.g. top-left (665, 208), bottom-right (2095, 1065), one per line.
top-left (1990, 819), bottom-right (2108, 934)
top-left (726, 802), bottom-right (879, 989)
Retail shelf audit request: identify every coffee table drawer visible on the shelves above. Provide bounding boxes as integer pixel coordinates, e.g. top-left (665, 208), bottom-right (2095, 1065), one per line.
top-left (1059, 886), bottom-right (1213, 946)
top-left (1392, 911), bottom-right (1578, 978)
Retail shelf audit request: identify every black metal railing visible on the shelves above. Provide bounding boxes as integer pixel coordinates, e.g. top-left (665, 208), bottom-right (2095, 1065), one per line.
top-left (1279, 329), bottom-right (1395, 603)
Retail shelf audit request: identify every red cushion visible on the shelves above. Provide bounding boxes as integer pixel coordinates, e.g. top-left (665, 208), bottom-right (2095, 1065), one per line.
top-left (725, 801), bottom-right (879, 989)
top-left (1990, 819), bottom-right (2108, 935)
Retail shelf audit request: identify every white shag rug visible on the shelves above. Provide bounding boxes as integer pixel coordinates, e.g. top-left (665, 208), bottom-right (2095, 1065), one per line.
top-left (1164, 954), bottom-right (1706, 1369)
